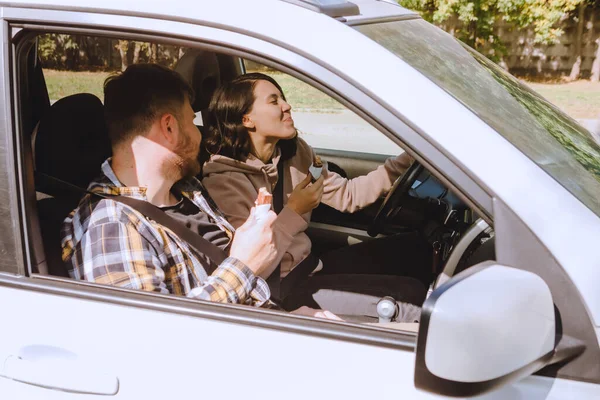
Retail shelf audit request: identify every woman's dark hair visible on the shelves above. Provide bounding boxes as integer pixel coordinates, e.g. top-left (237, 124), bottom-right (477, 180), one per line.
top-left (203, 72), bottom-right (297, 162)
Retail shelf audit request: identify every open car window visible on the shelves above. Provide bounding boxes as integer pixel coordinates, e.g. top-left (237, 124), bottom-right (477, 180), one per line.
top-left (243, 60), bottom-right (402, 155)
top-left (27, 32), bottom-right (428, 329)
top-left (38, 34), bottom-right (187, 102)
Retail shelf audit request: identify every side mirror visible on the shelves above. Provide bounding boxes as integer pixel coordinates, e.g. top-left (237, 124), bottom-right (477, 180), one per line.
top-left (415, 262), bottom-right (559, 397)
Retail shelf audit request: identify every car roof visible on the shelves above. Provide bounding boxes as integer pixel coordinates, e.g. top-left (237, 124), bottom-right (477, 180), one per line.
top-left (1, 0), bottom-right (417, 25)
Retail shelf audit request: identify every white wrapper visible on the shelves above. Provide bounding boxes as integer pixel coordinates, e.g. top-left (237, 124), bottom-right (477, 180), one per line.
top-left (309, 161), bottom-right (327, 181)
top-left (254, 204), bottom-right (271, 220)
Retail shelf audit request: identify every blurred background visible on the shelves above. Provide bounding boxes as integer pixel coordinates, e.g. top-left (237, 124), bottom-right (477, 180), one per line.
top-left (37, 0), bottom-right (600, 138)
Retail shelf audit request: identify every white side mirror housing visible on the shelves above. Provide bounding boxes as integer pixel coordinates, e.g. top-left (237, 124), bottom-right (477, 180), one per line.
top-left (415, 262), bottom-right (558, 396)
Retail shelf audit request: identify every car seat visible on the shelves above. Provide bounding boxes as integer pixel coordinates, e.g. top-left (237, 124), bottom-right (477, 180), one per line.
top-left (175, 49), bottom-right (222, 120)
top-left (174, 49), bottom-right (243, 166)
top-left (33, 93), bottom-right (111, 277)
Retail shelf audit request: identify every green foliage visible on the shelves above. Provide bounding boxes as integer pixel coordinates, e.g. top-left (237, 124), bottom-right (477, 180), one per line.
top-left (37, 34), bottom-right (82, 69)
top-left (399, 0), bottom-right (583, 58)
top-left (37, 34), bottom-right (184, 71)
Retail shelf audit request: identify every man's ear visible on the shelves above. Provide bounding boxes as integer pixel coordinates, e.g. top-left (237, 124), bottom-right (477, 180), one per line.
top-left (242, 115), bottom-right (255, 129)
top-left (159, 113), bottom-right (178, 146)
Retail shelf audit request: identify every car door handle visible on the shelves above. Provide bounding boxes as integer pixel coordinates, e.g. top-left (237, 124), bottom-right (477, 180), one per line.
top-left (1, 354), bottom-right (119, 396)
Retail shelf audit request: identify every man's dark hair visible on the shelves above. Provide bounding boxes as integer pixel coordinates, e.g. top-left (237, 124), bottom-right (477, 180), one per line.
top-left (203, 72), bottom-right (296, 162)
top-left (104, 63), bottom-right (194, 146)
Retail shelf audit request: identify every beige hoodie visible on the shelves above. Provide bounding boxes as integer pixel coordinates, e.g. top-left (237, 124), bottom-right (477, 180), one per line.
top-left (202, 137), bottom-right (412, 277)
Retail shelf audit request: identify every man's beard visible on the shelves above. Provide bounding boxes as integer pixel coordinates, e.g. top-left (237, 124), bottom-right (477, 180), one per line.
top-left (163, 130), bottom-right (201, 181)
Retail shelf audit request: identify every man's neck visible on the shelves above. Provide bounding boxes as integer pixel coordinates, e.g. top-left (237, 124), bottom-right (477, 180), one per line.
top-left (111, 152), bottom-right (178, 207)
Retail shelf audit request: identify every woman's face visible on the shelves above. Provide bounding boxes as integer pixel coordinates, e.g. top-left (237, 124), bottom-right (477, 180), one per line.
top-left (243, 80), bottom-right (296, 141)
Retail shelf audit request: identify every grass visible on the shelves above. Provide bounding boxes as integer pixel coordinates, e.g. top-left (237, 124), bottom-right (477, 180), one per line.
top-left (43, 69), bottom-right (600, 120)
top-left (45, 70), bottom-right (111, 102)
top-left (44, 68), bottom-right (345, 111)
top-left (524, 80), bottom-right (600, 120)
top-left (260, 71), bottom-right (345, 111)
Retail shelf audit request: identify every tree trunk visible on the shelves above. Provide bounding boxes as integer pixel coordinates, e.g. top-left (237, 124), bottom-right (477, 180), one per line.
top-left (469, 19), bottom-right (478, 49)
top-left (107, 39), bottom-right (112, 68)
top-left (78, 36), bottom-right (89, 65)
top-left (118, 40), bottom-right (129, 71)
top-left (569, 3), bottom-right (586, 81)
top-left (150, 43), bottom-right (158, 63)
top-left (133, 42), bottom-right (142, 65)
top-left (591, 38), bottom-right (600, 82)
top-left (570, 56), bottom-right (582, 81)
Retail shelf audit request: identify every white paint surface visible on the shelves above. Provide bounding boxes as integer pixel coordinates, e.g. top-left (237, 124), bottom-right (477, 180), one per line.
top-left (425, 266), bottom-right (555, 382)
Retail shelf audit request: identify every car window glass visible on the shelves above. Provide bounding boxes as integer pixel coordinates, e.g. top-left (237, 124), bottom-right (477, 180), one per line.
top-left (356, 19), bottom-right (600, 218)
top-left (244, 60), bottom-right (402, 155)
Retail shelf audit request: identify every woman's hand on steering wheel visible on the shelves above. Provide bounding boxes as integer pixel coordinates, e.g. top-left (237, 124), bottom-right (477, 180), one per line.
top-left (367, 161), bottom-right (424, 237)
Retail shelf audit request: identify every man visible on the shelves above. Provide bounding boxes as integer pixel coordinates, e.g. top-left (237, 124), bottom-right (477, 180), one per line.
top-left (61, 64), bottom-right (280, 307)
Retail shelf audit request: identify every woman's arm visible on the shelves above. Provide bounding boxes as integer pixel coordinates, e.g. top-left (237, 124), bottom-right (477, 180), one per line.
top-left (319, 151), bottom-right (413, 213)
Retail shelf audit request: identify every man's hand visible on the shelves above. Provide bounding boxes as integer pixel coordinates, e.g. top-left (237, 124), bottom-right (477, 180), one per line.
top-left (287, 174), bottom-right (324, 215)
top-left (290, 306), bottom-right (344, 321)
top-left (229, 207), bottom-right (277, 277)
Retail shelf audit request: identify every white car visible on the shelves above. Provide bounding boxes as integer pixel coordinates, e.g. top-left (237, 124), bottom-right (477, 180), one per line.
top-left (0, 0), bottom-right (598, 399)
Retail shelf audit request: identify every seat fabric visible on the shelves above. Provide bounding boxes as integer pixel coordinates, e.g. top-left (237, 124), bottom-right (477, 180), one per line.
top-left (34, 93), bottom-right (111, 276)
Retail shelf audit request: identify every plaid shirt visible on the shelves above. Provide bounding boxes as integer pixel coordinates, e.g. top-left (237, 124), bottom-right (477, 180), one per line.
top-left (61, 159), bottom-right (271, 306)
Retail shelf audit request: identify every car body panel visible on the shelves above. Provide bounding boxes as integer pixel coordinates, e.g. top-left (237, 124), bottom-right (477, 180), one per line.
top-left (0, 280), bottom-right (418, 400)
top-left (0, 277), bottom-right (599, 399)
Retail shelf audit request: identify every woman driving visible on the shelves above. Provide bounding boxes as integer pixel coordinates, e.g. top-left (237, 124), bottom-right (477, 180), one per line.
top-left (201, 73), bottom-right (429, 320)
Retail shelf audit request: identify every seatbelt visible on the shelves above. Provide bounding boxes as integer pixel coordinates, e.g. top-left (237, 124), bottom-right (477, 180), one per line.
top-left (99, 194), bottom-right (227, 273)
top-left (265, 160), bottom-right (285, 299)
top-left (36, 172), bottom-right (226, 275)
top-left (267, 159), bottom-right (319, 303)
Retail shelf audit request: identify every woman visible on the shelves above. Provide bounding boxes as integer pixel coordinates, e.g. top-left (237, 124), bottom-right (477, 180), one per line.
top-left (202, 73), bottom-right (429, 320)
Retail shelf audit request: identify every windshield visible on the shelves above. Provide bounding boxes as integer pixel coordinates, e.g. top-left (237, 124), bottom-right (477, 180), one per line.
top-left (356, 19), bottom-right (600, 218)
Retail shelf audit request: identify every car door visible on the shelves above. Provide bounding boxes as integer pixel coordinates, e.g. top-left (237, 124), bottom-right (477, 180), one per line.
top-left (0, 5), bottom-right (424, 400)
top-left (0, 274), bottom-right (425, 400)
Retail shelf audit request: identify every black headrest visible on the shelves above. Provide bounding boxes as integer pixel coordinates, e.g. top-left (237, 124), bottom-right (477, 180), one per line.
top-left (175, 49), bottom-right (221, 112)
top-left (35, 93), bottom-right (111, 188)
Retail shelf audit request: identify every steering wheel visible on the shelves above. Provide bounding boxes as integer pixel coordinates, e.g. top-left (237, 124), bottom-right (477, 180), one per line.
top-left (367, 161), bottom-right (424, 237)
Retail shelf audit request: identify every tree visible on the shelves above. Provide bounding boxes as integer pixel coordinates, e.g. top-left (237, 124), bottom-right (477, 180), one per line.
top-left (117, 40), bottom-right (129, 71)
top-left (592, 38), bottom-right (600, 81)
top-left (150, 43), bottom-right (158, 63)
top-left (36, 35), bottom-right (193, 71)
top-left (133, 42), bottom-right (144, 64)
top-left (568, 2), bottom-right (586, 80)
top-left (399, 0), bottom-right (583, 60)
top-left (37, 34), bottom-right (82, 69)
